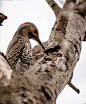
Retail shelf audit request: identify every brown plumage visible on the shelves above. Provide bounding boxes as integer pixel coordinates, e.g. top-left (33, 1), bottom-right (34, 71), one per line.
top-left (6, 22), bottom-right (45, 74)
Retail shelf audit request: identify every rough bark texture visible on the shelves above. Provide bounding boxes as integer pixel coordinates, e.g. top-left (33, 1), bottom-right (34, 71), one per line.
top-left (32, 0), bottom-right (79, 56)
top-left (0, 53), bottom-right (12, 104)
top-left (0, 0), bottom-right (86, 104)
top-left (0, 14), bottom-right (9, 87)
top-left (0, 52), bottom-right (12, 87)
top-left (32, 0), bottom-right (61, 56)
top-left (0, 14), bottom-right (12, 104)
top-left (63, 0), bottom-right (76, 8)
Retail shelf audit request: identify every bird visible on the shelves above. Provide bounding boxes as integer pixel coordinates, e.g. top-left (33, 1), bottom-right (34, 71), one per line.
top-left (6, 22), bottom-right (45, 74)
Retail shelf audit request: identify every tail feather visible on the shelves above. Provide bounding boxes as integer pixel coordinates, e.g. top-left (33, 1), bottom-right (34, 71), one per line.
top-left (0, 51), bottom-right (6, 59)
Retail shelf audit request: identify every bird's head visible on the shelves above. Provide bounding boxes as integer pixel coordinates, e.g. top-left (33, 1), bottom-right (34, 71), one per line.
top-left (17, 22), bottom-right (45, 51)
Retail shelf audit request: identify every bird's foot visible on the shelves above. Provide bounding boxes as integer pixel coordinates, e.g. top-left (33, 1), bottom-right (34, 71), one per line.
top-left (15, 66), bottom-right (27, 75)
top-left (16, 68), bottom-right (24, 75)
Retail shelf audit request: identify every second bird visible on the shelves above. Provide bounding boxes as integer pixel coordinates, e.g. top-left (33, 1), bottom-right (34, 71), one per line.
top-left (6, 22), bottom-right (45, 74)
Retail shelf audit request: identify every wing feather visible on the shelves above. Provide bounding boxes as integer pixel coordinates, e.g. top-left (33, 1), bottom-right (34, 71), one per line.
top-left (6, 37), bottom-right (25, 69)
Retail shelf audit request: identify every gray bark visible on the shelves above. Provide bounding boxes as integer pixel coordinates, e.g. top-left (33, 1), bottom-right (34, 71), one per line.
top-left (32, 0), bottom-right (78, 56)
top-left (0, 0), bottom-right (86, 104)
top-left (45, 0), bottom-right (61, 17)
top-left (63, 0), bottom-right (76, 8)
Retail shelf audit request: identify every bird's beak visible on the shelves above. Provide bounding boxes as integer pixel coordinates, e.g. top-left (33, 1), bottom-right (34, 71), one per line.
top-left (28, 32), bottom-right (45, 51)
top-left (35, 36), bottom-right (45, 51)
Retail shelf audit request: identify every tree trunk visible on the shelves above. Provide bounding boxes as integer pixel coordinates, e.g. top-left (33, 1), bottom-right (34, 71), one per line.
top-left (0, 0), bottom-right (86, 104)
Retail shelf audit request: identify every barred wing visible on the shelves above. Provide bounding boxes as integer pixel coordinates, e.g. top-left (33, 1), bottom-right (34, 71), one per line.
top-left (6, 37), bottom-right (25, 69)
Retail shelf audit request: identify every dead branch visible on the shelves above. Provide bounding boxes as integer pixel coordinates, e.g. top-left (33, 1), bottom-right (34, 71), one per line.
top-left (45, 0), bottom-right (61, 17)
top-left (0, 13), bottom-right (7, 26)
top-left (63, 0), bottom-right (76, 8)
top-left (68, 82), bottom-right (80, 94)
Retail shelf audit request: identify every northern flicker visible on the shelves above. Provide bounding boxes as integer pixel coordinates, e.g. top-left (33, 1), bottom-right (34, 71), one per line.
top-left (6, 22), bottom-right (45, 74)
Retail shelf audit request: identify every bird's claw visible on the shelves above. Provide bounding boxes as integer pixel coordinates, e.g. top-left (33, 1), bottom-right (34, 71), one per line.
top-left (15, 66), bottom-right (26, 75)
top-left (17, 69), bottom-right (24, 75)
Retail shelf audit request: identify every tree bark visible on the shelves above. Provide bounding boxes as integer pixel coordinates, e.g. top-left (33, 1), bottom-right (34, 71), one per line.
top-left (45, 0), bottom-right (61, 17)
top-left (32, 0), bottom-right (79, 56)
top-left (0, 0), bottom-right (86, 104)
top-left (0, 13), bottom-right (12, 104)
top-left (63, 0), bottom-right (76, 8)
top-left (32, 0), bottom-right (61, 56)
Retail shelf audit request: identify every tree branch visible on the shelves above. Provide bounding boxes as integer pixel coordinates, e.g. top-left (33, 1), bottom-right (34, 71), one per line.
top-left (63, 0), bottom-right (76, 8)
top-left (68, 82), bottom-right (80, 94)
top-left (45, 0), bottom-right (61, 17)
top-left (0, 13), bottom-right (7, 26)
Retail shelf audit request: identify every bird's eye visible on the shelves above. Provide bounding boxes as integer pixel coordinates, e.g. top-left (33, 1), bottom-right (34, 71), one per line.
top-left (34, 30), bottom-right (37, 33)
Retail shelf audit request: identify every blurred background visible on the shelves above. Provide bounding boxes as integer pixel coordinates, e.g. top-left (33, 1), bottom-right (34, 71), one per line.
top-left (0, 0), bottom-right (86, 104)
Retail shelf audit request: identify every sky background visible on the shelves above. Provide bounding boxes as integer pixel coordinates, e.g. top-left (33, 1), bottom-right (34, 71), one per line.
top-left (0, 0), bottom-right (86, 104)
